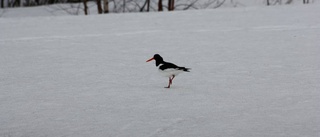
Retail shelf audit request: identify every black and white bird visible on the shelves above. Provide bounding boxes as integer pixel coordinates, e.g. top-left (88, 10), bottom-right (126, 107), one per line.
top-left (146, 54), bottom-right (190, 88)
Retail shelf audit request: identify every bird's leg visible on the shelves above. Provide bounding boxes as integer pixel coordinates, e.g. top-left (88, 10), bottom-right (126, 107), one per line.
top-left (171, 75), bottom-right (175, 82)
top-left (169, 75), bottom-right (175, 84)
top-left (165, 75), bottom-right (175, 88)
top-left (165, 77), bottom-right (171, 88)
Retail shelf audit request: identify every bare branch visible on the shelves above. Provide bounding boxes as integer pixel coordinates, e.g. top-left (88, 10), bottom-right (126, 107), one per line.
top-left (213, 0), bottom-right (226, 9)
top-left (183, 0), bottom-right (199, 10)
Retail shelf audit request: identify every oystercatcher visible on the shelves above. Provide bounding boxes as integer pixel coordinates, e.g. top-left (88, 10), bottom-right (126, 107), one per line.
top-left (146, 54), bottom-right (190, 88)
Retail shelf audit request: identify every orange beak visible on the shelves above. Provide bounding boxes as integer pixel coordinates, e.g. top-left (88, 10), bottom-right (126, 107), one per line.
top-left (146, 57), bottom-right (154, 62)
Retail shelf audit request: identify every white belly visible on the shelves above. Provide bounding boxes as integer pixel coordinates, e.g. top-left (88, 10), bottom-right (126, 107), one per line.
top-left (159, 68), bottom-right (183, 77)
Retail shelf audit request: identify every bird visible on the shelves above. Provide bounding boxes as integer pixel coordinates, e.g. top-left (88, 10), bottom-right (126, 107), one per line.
top-left (146, 54), bottom-right (190, 88)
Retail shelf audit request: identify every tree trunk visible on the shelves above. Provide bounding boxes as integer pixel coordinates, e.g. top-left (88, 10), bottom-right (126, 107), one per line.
top-left (103, 0), bottom-right (109, 13)
top-left (83, 0), bottom-right (88, 15)
top-left (123, 0), bottom-right (125, 12)
top-left (1, 0), bottom-right (4, 8)
top-left (35, 0), bottom-right (39, 5)
top-left (96, 0), bottom-right (103, 14)
top-left (13, 0), bottom-right (20, 7)
top-left (172, 0), bottom-right (175, 10)
top-left (25, 0), bottom-right (30, 6)
top-left (267, 0), bottom-right (270, 6)
top-left (168, 0), bottom-right (174, 11)
top-left (48, 0), bottom-right (54, 4)
top-left (146, 0), bottom-right (150, 12)
top-left (158, 0), bottom-right (163, 11)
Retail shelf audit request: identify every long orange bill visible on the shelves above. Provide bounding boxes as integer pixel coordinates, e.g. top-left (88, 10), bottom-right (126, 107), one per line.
top-left (146, 57), bottom-right (154, 62)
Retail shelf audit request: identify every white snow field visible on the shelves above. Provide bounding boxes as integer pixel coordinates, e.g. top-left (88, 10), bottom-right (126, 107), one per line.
top-left (1, 4), bottom-right (320, 137)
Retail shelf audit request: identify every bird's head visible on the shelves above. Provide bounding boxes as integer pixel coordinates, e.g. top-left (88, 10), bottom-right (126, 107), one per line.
top-left (146, 54), bottom-right (164, 66)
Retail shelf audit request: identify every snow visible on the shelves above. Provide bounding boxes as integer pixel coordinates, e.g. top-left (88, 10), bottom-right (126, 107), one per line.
top-left (1, 4), bottom-right (320, 137)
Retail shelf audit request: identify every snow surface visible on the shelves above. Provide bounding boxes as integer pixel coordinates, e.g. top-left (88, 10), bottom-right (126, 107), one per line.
top-left (1, 4), bottom-right (320, 137)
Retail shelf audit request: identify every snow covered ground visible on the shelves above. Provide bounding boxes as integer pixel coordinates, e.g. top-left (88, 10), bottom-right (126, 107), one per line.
top-left (1, 3), bottom-right (320, 137)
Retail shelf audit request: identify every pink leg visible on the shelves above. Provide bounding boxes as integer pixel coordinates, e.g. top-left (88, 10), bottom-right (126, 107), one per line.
top-left (166, 77), bottom-right (171, 88)
top-left (171, 75), bottom-right (175, 82)
top-left (165, 75), bottom-right (175, 88)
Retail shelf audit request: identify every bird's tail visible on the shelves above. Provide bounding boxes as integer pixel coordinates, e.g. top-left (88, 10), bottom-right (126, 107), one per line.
top-left (178, 67), bottom-right (191, 72)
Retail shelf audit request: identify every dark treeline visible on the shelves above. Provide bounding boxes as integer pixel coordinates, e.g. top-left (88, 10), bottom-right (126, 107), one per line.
top-left (1, 0), bottom-right (83, 8)
top-left (0, 0), bottom-right (313, 14)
